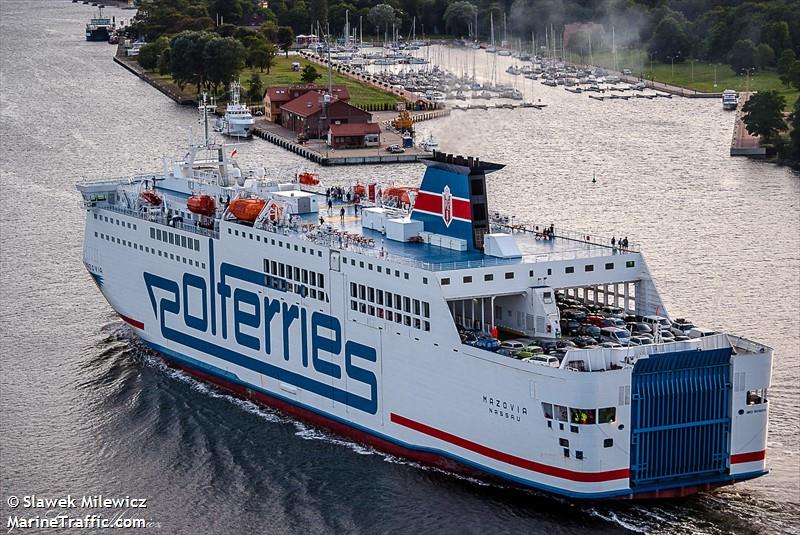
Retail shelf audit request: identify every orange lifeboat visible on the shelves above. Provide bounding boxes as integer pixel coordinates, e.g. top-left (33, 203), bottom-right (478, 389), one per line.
top-left (187, 194), bottom-right (216, 217)
top-left (353, 183), bottom-right (366, 197)
top-left (383, 186), bottom-right (418, 205)
top-left (140, 190), bottom-right (162, 205)
top-left (298, 172), bottom-right (319, 186)
top-left (228, 197), bottom-right (266, 223)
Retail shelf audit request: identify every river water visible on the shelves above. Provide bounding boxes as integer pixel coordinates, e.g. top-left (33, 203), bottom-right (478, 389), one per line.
top-left (1, 2), bottom-right (798, 534)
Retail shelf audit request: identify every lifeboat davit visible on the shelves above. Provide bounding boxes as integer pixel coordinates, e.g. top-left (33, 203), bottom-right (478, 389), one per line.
top-left (140, 190), bottom-right (162, 206)
top-left (187, 194), bottom-right (216, 217)
top-left (228, 197), bottom-right (266, 223)
top-left (383, 186), bottom-right (418, 205)
top-left (298, 172), bottom-right (319, 186)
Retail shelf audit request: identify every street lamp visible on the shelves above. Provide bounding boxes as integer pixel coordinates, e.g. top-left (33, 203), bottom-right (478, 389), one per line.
top-left (741, 67), bottom-right (756, 93)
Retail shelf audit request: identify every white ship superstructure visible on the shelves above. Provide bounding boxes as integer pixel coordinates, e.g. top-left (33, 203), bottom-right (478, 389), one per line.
top-left (77, 121), bottom-right (772, 499)
top-left (216, 81), bottom-right (255, 137)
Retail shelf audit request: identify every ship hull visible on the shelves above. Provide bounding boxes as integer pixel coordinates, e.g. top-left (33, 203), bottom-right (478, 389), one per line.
top-left (85, 28), bottom-right (110, 41)
top-left (137, 329), bottom-right (767, 501)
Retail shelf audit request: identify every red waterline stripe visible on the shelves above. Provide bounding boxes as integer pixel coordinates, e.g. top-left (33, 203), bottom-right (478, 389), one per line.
top-left (414, 192), bottom-right (471, 220)
top-left (390, 413), bottom-right (630, 483)
top-left (731, 450), bottom-right (766, 464)
top-left (119, 314), bottom-right (144, 330)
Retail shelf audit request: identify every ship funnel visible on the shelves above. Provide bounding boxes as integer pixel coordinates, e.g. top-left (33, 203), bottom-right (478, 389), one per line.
top-left (411, 152), bottom-right (504, 250)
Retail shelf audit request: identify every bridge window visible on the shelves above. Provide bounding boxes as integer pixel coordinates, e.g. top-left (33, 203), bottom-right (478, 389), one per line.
top-left (565, 266), bottom-right (574, 274)
top-left (605, 262), bottom-right (614, 270)
top-left (626, 260), bottom-right (635, 268)
top-left (570, 408), bottom-right (596, 425)
top-left (463, 276), bottom-right (472, 283)
top-left (746, 389), bottom-right (767, 405)
top-left (555, 405), bottom-right (568, 422)
top-left (484, 274), bottom-right (493, 281)
top-left (598, 407), bottom-right (616, 423)
top-left (584, 264), bottom-right (594, 272)
top-left (505, 272), bottom-right (514, 279)
top-left (441, 278), bottom-right (450, 285)
top-left (541, 402), bottom-right (553, 419)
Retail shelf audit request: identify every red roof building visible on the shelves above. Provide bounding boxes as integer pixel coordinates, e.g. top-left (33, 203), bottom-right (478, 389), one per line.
top-left (280, 92), bottom-right (372, 139)
top-left (262, 85), bottom-right (350, 123)
top-left (328, 122), bottom-right (381, 149)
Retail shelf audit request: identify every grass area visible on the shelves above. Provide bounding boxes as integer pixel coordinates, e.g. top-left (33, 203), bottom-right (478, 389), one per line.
top-left (572, 48), bottom-right (799, 109)
top-left (241, 56), bottom-right (399, 107)
top-left (145, 56), bottom-right (399, 108)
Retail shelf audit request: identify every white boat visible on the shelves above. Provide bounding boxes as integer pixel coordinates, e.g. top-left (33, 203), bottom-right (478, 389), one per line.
top-left (215, 81), bottom-right (255, 138)
top-left (417, 133), bottom-right (439, 152)
top-left (722, 89), bottom-right (739, 110)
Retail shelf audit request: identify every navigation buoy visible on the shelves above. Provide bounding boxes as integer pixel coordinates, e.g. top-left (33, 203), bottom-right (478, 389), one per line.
top-left (592, 170), bottom-right (597, 183)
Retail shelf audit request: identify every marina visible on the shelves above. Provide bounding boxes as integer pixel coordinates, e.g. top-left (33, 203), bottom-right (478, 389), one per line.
top-left (1, 1), bottom-right (798, 534)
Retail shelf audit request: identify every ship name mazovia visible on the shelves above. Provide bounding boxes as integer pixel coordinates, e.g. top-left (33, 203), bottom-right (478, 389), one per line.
top-left (76, 113), bottom-right (772, 500)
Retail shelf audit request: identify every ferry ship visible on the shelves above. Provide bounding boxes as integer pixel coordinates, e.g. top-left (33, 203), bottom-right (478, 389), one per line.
top-left (85, 7), bottom-right (113, 42)
top-left (76, 102), bottom-right (772, 500)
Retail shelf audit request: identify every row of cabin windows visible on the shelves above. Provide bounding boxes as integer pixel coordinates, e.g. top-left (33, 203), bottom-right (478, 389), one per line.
top-left (229, 227), bottom-right (325, 258)
top-left (263, 259), bottom-right (327, 302)
top-left (440, 261), bottom-right (637, 285)
top-left (96, 232), bottom-right (205, 269)
top-left (95, 213), bottom-right (137, 231)
top-left (541, 403), bottom-right (616, 426)
top-left (342, 256), bottom-right (425, 283)
top-left (150, 227), bottom-right (200, 251)
top-left (349, 282), bottom-right (431, 331)
top-left (441, 271), bottom-right (514, 285)
top-left (564, 261), bottom-right (635, 274)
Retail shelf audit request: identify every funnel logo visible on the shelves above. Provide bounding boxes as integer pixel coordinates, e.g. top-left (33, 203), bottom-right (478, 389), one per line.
top-left (442, 185), bottom-right (453, 227)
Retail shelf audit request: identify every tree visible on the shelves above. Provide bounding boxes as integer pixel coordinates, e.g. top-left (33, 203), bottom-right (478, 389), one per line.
top-left (442, 1), bottom-right (477, 36)
top-left (648, 16), bottom-right (689, 63)
top-left (789, 61), bottom-right (800, 92)
top-left (248, 41), bottom-right (277, 72)
top-left (277, 26), bottom-right (295, 57)
top-left (208, 0), bottom-right (243, 24)
top-left (300, 64), bottom-right (321, 84)
top-left (728, 39), bottom-right (756, 73)
top-left (137, 36), bottom-right (169, 70)
top-left (203, 36), bottom-right (247, 91)
top-left (157, 48), bottom-right (171, 75)
top-left (169, 31), bottom-right (216, 91)
top-left (367, 4), bottom-right (397, 40)
top-left (742, 91), bottom-right (787, 143)
top-left (778, 49), bottom-right (797, 86)
top-left (249, 73), bottom-right (263, 103)
top-left (763, 21), bottom-right (791, 58)
top-left (789, 97), bottom-right (800, 163)
top-left (754, 43), bottom-right (775, 70)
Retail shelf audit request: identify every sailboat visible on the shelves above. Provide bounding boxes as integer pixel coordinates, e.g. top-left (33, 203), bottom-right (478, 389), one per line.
top-left (486, 13), bottom-right (497, 53)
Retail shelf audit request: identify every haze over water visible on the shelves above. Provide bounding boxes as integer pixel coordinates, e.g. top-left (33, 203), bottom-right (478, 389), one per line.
top-left (1, 2), bottom-right (798, 533)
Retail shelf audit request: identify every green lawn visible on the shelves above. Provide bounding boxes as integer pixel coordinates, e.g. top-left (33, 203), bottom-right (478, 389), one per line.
top-left (573, 48), bottom-right (799, 109)
top-left (147, 56), bottom-right (399, 108)
top-left (243, 56), bottom-right (399, 108)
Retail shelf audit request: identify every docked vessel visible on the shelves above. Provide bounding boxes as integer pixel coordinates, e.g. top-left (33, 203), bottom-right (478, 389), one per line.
top-left (85, 7), bottom-right (113, 42)
top-left (215, 81), bottom-right (255, 138)
top-left (722, 89), bottom-right (739, 110)
top-left (76, 103), bottom-right (772, 500)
